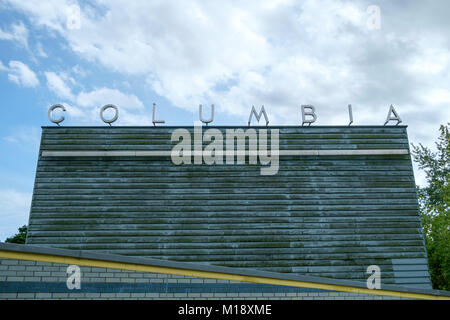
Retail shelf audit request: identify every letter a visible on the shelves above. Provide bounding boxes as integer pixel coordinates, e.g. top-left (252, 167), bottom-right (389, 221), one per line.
top-left (384, 105), bottom-right (402, 126)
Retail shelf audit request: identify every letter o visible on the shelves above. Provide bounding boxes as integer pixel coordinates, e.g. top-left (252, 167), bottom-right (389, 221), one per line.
top-left (100, 104), bottom-right (119, 125)
top-left (48, 104), bottom-right (66, 125)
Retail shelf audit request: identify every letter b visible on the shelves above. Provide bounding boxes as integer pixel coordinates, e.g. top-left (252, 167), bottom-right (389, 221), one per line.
top-left (301, 105), bottom-right (317, 126)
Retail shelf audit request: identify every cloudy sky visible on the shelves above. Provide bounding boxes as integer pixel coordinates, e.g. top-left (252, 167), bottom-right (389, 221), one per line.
top-left (0, 0), bottom-right (449, 241)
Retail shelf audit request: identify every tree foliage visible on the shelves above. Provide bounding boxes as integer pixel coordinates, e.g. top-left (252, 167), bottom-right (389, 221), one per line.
top-left (411, 123), bottom-right (450, 290)
top-left (4, 225), bottom-right (27, 244)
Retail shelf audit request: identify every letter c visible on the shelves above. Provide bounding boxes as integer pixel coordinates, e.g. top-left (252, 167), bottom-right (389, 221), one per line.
top-left (48, 104), bottom-right (66, 125)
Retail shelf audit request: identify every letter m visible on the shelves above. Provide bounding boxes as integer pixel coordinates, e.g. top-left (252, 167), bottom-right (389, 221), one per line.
top-left (248, 105), bottom-right (269, 126)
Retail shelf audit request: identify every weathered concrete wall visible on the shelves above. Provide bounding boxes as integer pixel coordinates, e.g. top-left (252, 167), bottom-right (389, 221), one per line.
top-left (26, 126), bottom-right (432, 288)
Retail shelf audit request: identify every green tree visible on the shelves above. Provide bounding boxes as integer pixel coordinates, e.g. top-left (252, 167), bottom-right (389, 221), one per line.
top-left (4, 225), bottom-right (27, 244)
top-left (411, 123), bottom-right (450, 290)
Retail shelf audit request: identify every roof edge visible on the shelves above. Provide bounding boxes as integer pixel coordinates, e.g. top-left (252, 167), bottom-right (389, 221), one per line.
top-left (40, 125), bottom-right (409, 129)
top-left (0, 243), bottom-right (447, 299)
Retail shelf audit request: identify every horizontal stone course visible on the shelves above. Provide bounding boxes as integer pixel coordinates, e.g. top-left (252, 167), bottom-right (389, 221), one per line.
top-left (23, 126), bottom-right (431, 289)
top-left (1, 256), bottom-right (410, 300)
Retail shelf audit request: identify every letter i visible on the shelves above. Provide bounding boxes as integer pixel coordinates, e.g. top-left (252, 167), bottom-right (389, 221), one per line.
top-left (348, 104), bottom-right (353, 126)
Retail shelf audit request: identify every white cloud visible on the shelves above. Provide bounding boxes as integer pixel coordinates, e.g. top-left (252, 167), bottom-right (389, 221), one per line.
top-left (73, 87), bottom-right (148, 125)
top-left (44, 69), bottom-right (145, 112)
top-left (71, 64), bottom-right (88, 77)
top-left (44, 71), bottom-right (75, 100)
top-left (63, 103), bottom-right (85, 119)
top-left (1, 0), bottom-right (74, 33)
top-left (6, 1), bottom-right (447, 122)
top-left (424, 88), bottom-right (450, 104)
top-left (0, 189), bottom-right (31, 242)
top-left (0, 21), bottom-right (28, 47)
top-left (76, 87), bottom-right (144, 110)
top-left (4, 0), bottom-right (450, 170)
top-left (0, 60), bottom-right (40, 87)
top-left (43, 69), bottom-right (146, 125)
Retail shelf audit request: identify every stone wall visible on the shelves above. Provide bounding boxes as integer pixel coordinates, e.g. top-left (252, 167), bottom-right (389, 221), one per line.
top-left (0, 258), bottom-right (405, 300)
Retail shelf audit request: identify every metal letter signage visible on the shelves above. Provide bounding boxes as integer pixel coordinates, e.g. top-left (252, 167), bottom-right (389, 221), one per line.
top-left (152, 103), bottom-right (165, 126)
top-left (47, 104), bottom-right (403, 126)
top-left (301, 105), bottom-right (317, 126)
top-left (48, 104), bottom-right (66, 126)
top-left (348, 104), bottom-right (354, 126)
top-left (100, 104), bottom-right (119, 125)
top-left (199, 104), bottom-right (214, 125)
top-left (384, 105), bottom-right (402, 126)
top-left (248, 105), bottom-right (269, 126)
